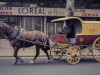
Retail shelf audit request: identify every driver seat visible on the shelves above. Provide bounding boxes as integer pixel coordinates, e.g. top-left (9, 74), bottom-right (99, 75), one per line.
top-left (65, 24), bottom-right (76, 44)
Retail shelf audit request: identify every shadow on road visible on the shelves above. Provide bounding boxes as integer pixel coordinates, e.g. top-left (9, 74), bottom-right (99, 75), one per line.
top-left (0, 56), bottom-right (99, 66)
top-left (14, 57), bottom-right (99, 66)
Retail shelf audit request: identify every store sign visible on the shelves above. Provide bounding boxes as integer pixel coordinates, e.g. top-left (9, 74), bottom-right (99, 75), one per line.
top-left (0, 7), bottom-right (12, 15)
top-left (18, 7), bottom-right (46, 14)
top-left (0, 7), bottom-right (100, 17)
top-left (74, 9), bottom-right (99, 17)
top-left (0, 7), bottom-right (66, 16)
top-left (0, 7), bottom-right (65, 16)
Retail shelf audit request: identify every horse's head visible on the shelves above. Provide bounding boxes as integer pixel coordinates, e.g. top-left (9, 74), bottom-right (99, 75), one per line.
top-left (0, 20), bottom-right (5, 31)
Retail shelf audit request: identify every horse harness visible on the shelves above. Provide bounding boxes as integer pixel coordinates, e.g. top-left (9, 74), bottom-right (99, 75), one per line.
top-left (0, 23), bottom-right (19, 41)
top-left (4, 27), bottom-right (46, 44)
top-left (6, 28), bottom-right (19, 41)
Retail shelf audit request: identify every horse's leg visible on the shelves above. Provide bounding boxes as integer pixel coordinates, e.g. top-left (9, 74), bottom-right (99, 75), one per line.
top-left (41, 46), bottom-right (51, 63)
top-left (29, 45), bottom-right (40, 64)
top-left (17, 56), bottom-right (24, 63)
top-left (12, 46), bottom-right (23, 64)
top-left (12, 46), bottom-right (19, 65)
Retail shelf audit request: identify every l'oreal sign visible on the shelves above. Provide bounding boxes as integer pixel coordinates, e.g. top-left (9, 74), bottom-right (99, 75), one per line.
top-left (0, 7), bottom-right (65, 16)
top-left (1, 7), bottom-right (100, 17)
top-left (18, 7), bottom-right (46, 14)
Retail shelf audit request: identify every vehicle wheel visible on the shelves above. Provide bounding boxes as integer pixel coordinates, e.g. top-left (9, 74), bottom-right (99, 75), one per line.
top-left (81, 46), bottom-right (90, 58)
top-left (66, 46), bottom-right (81, 64)
top-left (50, 45), bottom-right (63, 60)
top-left (92, 37), bottom-right (100, 62)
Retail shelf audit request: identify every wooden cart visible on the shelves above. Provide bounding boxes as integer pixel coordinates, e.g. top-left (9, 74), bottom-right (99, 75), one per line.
top-left (50, 17), bottom-right (100, 64)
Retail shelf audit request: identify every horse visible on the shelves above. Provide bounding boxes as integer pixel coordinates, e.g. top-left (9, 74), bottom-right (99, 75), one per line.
top-left (0, 20), bottom-right (51, 65)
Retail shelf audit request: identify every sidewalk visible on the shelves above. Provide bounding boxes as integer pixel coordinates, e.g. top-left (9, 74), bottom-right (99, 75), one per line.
top-left (0, 39), bottom-right (53, 57)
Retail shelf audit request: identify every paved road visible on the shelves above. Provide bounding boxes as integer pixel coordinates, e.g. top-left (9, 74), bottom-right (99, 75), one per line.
top-left (0, 56), bottom-right (100, 75)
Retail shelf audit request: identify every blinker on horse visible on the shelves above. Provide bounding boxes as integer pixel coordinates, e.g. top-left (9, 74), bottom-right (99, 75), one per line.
top-left (0, 20), bottom-right (51, 65)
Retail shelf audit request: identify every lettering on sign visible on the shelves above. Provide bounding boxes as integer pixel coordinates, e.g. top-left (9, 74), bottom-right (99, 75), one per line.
top-left (18, 7), bottom-right (46, 14)
top-left (0, 11), bottom-right (12, 15)
top-left (48, 11), bottom-right (52, 14)
top-left (0, 7), bottom-right (12, 10)
top-left (54, 9), bottom-right (64, 16)
top-left (74, 9), bottom-right (98, 17)
top-left (85, 26), bottom-right (99, 33)
top-left (89, 28), bottom-right (98, 33)
top-left (0, 7), bottom-right (12, 15)
top-left (82, 13), bottom-right (98, 17)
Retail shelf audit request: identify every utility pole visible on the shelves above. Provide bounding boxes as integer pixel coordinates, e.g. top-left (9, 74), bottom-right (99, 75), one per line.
top-left (66, 0), bottom-right (74, 17)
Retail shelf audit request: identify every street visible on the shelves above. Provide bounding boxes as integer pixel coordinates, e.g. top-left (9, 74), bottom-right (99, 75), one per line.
top-left (0, 56), bottom-right (100, 75)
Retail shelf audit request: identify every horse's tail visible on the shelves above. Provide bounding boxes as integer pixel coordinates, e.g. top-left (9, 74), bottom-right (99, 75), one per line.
top-left (45, 38), bottom-right (50, 50)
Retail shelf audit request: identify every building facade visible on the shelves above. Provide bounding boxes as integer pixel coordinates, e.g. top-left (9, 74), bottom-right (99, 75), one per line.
top-left (0, 0), bottom-right (100, 39)
top-left (0, 0), bottom-right (100, 54)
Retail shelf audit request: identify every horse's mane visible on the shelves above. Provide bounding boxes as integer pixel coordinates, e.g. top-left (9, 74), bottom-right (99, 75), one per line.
top-left (4, 22), bottom-right (14, 30)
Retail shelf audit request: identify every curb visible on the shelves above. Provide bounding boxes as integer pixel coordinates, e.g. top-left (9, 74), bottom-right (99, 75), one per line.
top-left (0, 55), bottom-right (47, 57)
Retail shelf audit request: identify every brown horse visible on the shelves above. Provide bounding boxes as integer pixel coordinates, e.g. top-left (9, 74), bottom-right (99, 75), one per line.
top-left (0, 21), bottom-right (51, 65)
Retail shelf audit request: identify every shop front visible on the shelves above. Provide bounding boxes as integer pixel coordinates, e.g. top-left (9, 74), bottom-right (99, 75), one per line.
top-left (0, 7), bottom-right (100, 39)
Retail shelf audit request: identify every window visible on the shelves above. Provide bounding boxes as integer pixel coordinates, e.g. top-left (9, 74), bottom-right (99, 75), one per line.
top-left (22, 17), bottom-right (44, 31)
top-left (34, 17), bottom-right (44, 32)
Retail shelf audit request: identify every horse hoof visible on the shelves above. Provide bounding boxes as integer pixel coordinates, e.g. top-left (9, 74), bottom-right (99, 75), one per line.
top-left (12, 61), bottom-right (17, 65)
top-left (29, 60), bottom-right (35, 65)
top-left (46, 60), bottom-right (50, 63)
top-left (20, 60), bottom-right (23, 63)
top-left (20, 60), bottom-right (24, 63)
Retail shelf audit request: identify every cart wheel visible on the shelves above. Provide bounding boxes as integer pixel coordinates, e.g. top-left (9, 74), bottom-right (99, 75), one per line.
top-left (92, 37), bottom-right (100, 62)
top-left (50, 45), bottom-right (63, 60)
top-left (66, 46), bottom-right (81, 64)
top-left (81, 47), bottom-right (90, 58)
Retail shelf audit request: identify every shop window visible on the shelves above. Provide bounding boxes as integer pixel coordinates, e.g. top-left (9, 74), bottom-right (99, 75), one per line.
top-left (23, 17), bottom-right (44, 32)
top-left (34, 17), bottom-right (44, 32)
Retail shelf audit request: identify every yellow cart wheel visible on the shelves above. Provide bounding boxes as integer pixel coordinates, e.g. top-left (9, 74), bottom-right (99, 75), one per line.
top-left (66, 46), bottom-right (81, 64)
top-left (92, 37), bottom-right (100, 62)
top-left (50, 45), bottom-right (63, 60)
